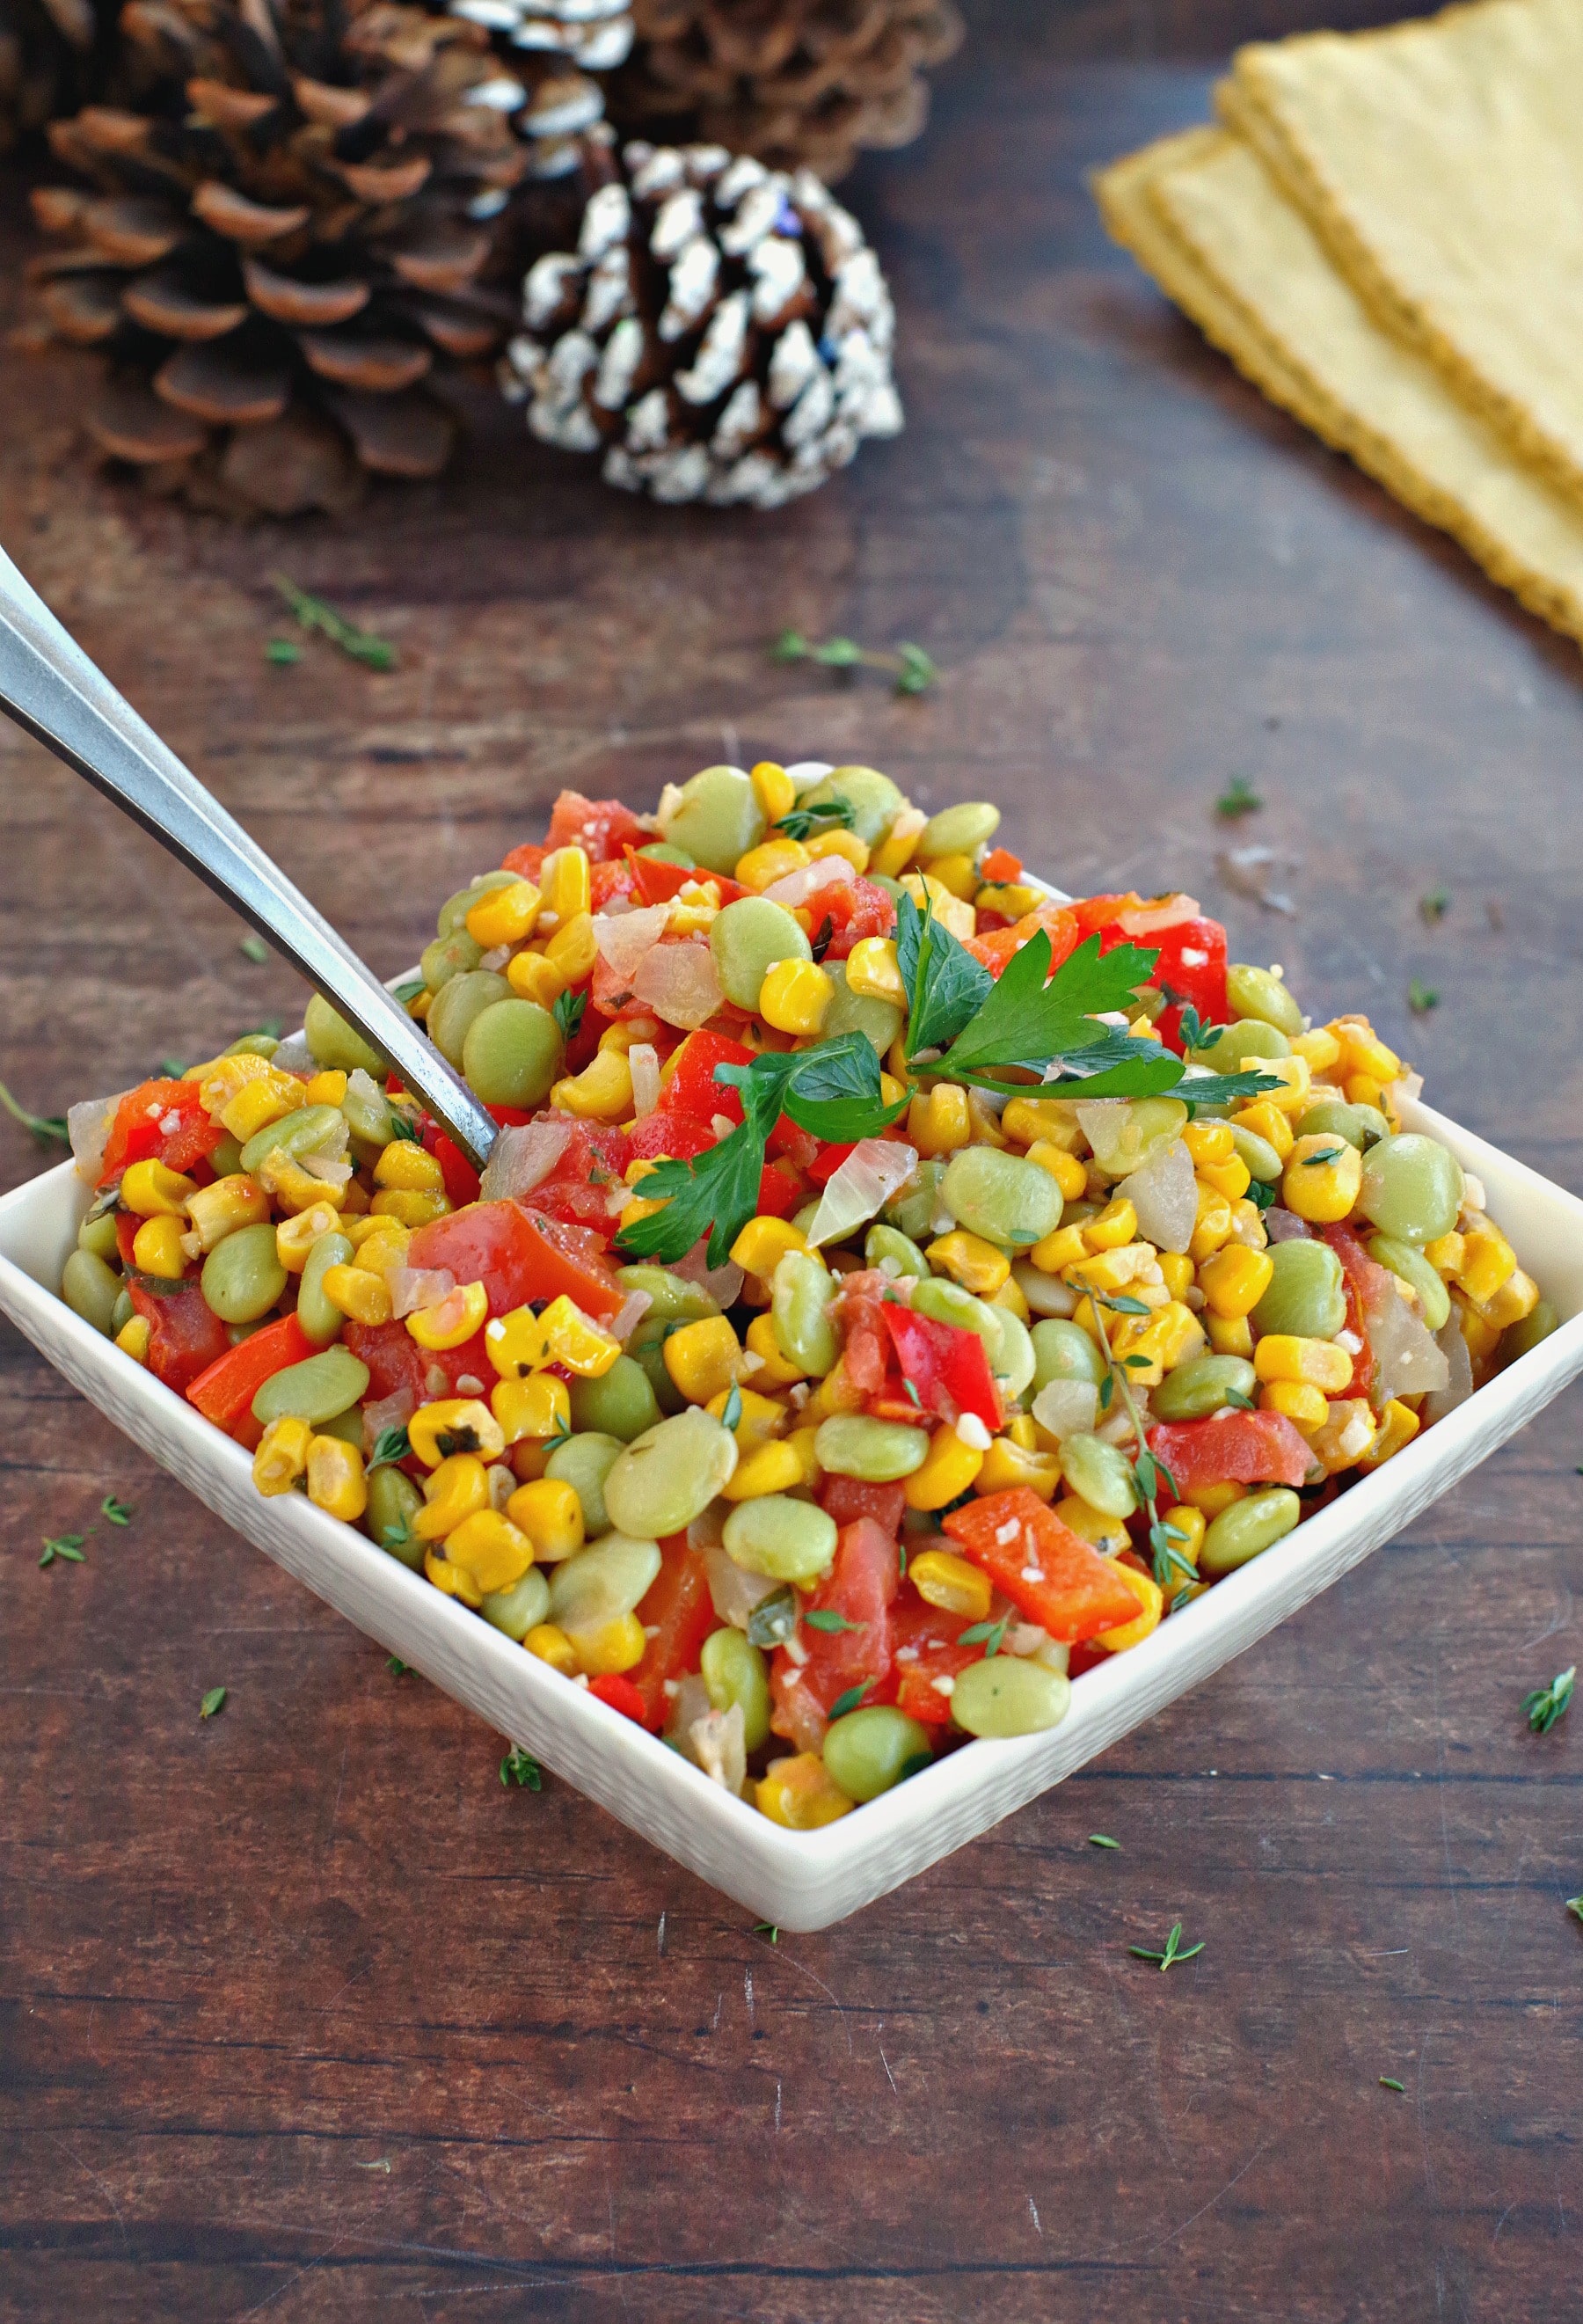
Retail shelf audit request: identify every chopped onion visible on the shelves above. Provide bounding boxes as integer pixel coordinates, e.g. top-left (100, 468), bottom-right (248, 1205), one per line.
top-left (1264, 1208), bottom-right (1312, 1243)
top-left (1031, 1378), bottom-right (1098, 1442)
top-left (594, 903), bottom-right (670, 979)
top-left (632, 937), bottom-right (723, 1030)
top-left (1117, 1136), bottom-right (1196, 1254)
top-left (607, 1288), bottom-right (653, 1346)
top-left (270, 1032), bottom-right (314, 1078)
top-left (390, 1266), bottom-right (456, 1319)
top-left (298, 1150), bottom-right (354, 1188)
top-left (663, 1671), bottom-right (712, 1743)
top-left (806, 1139), bottom-right (918, 1247)
top-left (478, 1118), bottom-right (573, 1203)
top-left (1365, 1276), bottom-right (1450, 1401)
top-left (362, 1386), bottom-right (416, 1450)
top-left (68, 1092), bottom-right (123, 1182)
top-left (1422, 1318), bottom-right (1475, 1423)
top-left (688, 1701), bottom-right (747, 1794)
top-left (762, 854), bottom-right (857, 909)
top-left (784, 761), bottom-right (835, 791)
top-left (1113, 893), bottom-right (1200, 937)
top-left (673, 1240), bottom-right (743, 1307)
top-left (629, 1043), bottom-right (660, 1120)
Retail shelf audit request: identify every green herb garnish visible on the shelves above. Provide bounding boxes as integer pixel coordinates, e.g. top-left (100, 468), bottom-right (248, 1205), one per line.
top-left (391, 976), bottom-right (426, 1005)
top-left (828, 1683), bottom-right (871, 1721)
top-left (1419, 888), bottom-right (1451, 924)
top-left (773, 796), bottom-right (855, 843)
top-left (957, 1613), bottom-right (1010, 1656)
top-left (1408, 978), bottom-right (1440, 1016)
top-left (384, 1109), bottom-right (423, 1143)
top-left (721, 1383), bottom-right (743, 1434)
top-left (40, 1532), bottom-right (84, 1567)
top-left (0, 1076), bottom-right (69, 1145)
top-left (100, 1495), bottom-right (133, 1526)
top-left (238, 934), bottom-right (269, 965)
top-left (1128, 1921), bottom-right (1204, 1970)
top-left (771, 630), bottom-right (937, 697)
top-left (500, 1747), bottom-right (543, 1789)
top-left (388, 1657), bottom-right (410, 1676)
top-left (1379, 2076), bottom-right (1406, 2093)
top-left (1088, 1834), bottom-right (1120, 1850)
top-left (264, 638), bottom-right (303, 666)
top-left (367, 1426), bottom-right (411, 1473)
top-left (754, 1921), bottom-right (781, 1942)
top-left (200, 1685), bottom-right (227, 1719)
top-left (553, 988), bottom-right (587, 1042)
top-left (1215, 775), bottom-right (1262, 819)
top-left (804, 1609), bottom-right (865, 1633)
top-left (747, 1587), bottom-right (798, 1648)
top-left (1524, 1665), bottom-right (1575, 1735)
top-left (272, 574), bottom-right (396, 670)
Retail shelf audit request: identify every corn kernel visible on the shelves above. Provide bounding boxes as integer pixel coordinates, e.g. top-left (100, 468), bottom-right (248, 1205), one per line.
top-left (756, 1752), bottom-right (854, 1829)
top-left (1257, 1056), bottom-right (1313, 1116)
top-left (1479, 1268), bottom-right (1539, 1328)
top-left (1065, 1241), bottom-right (1157, 1295)
top-left (275, 1201), bottom-right (342, 1272)
top-left (1291, 1027), bottom-right (1342, 1075)
top-left (1159, 1503), bottom-right (1205, 1568)
top-left (571, 1610), bottom-right (647, 1676)
top-left (926, 1230), bottom-right (1010, 1297)
top-left (538, 1293), bottom-right (621, 1378)
top-left (1359, 1398), bottom-right (1420, 1469)
top-left (1030, 1221), bottom-right (1089, 1275)
top-left (1182, 1120), bottom-right (1234, 1168)
top-left (407, 1277), bottom-right (490, 1351)
top-left (1229, 1197), bottom-right (1268, 1249)
top-left (1198, 1151), bottom-right (1253, 1202)
top-left (253, 1414), bottom-right (313, 1496)
top-left (736, 837), bottom-right (810, 891)
top-left (844, 937), bottom-right (907, 1005)
top-left (444, 1508), bottom-right (534, 1595)
top-left (871, 805), bottom-right (927, 880)
top-left (414, 1452), bottom-right (490, 1541)
top-left (599, 1014), bottom-right (663, 1055)
top-left (370, 1188), bottom-right (449, 1228)
top-left (548, 1048), bottom-right (630, 1126)
top-left (182, 1173), bottom-right (268, 1253)
top-left (1054, 1495), bottom-right (1131, 1555)
top-left (1022, 1140), bottom-right (1087, 1202)
top-left (1092, 1562), bottom-right (1163, 1653)
top-left (905, 1426), bottom-right (986, 1510)
top-left (909, 1546), bottom-right (993, 1619)
top-left (807, 828), bottom-right (870, 872)
top-left (304, 1069), bottom-right (348, 1107)
top-left (466, 877), bottom-right (541, 948)
top-left (218, 1075), bottom-right (300, 1144)
top-left (545, 910), bottom-right (597, 983)
top-left (705, 1385), bottom-right (785, 1449)
top-left (1281, 1134), bottom-right (1363, 1224)
top-left (1259, 1379), bottom-right (1329, 1431)
top-left (1188, 1181), bottom-right (1236, 1263)
top-left (975, 1435), bottom-right (1061, 1500)
top-left (524, 1621), bottom-right (579, 1672)
top-left (1002, 1097), bottom-right (1083, 1151)
top-left (1006, 1414), bottom-right (1038, 1451)
top-left (760, 958), bottom-right (834, 1038)
top-left (131, 1214), bottom-right (186, 1278)
top-left (1197, 1244), bottom-right (1273, 1319)
top-left (374, 1140), bottom-right (445, 1194)
top-left (1205, 1310), bottom-right (1254, 1358)
top-left (1083, 1197), bottom-right (1138, 1253)
top-left (908, 1083), bottom-right (972, 1158)
top-left (746, 1310), bottom-right (805, 1385)
top-left (1423, 1232), bottom-right (1463, 1277)
top-left (922, 848), bottom-right (979, 901)
top-left (120, 1158), bottom-right (197, 1217)
top-left (720, 1440), bottom-right (805, 1501)
top-left (424, 1544), bottom-right (482, 1608)
top-left (1456, 1295), bottom-right (1503, 1364)
top-left (664, 1314), bottom-right (743, 1404)
top-left (114, 1313), bottom-right (151, 1363)
top-left (899, 872), bottom-right (975, 940)
top-left (506, 1477), bottom-right (585, 1560)
top-left (306, 1434), bottom-right (368, 1523)
top-left (966, 1091), bottom-right (1009, 1150)
top-left (1458, 1226), bottom-right (1517, 1306)
top-left (1327, 1016), bottom-right (1401, 1085)
top-left (347, 1214), bottom-right (409, 1256)
top-left (784, 1424), bottom-right (821, 1485)
top-left (1254, 1334), bottom-right (1353, 1392)
top-left (749, 760), bottom-right (796, 822)
top-left (1182, 1478), bottom-right (1245, 1517)
top-left (1156, 1252), bottom-right (1195, 1302)
top-left (1127, 1299), bottom-right (1205, 1379)
top-left (321, 1261), bottom-right (393, 1325)
top-left (491, 1372), bottom-right (570, 1446)
top-left (1345, 1074), bottom-right (1386, 1110)
top-left (1232, 1100), bottom-right (1295, 1160)
top-left (991, 1273), bottom-right (1031, 1323)
top-left (195, 1050), bottom-right (274, 1118)
top-left (507, 950), bottom-right (565, 1008)
top-left (731, 1215), bottom-right (808, 1276)
top-left (408, 1398), bottom-right (505, 1468)
top-left (1309, 1396), bottom-right (1378, 1476)
top-left (539, 845), bottom-right (591, 924)
top-left (485, 1305), bottom-right (548, 1378)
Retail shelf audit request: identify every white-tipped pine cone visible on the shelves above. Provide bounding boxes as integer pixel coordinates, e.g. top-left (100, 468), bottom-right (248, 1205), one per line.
top-left (447, 0), bottom-right (634, 179)
top-left (500, 136), bottom-right (902, 507)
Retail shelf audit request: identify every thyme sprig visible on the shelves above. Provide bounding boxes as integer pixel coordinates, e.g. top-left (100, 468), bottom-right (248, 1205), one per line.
top-left (272, 574), bottom-right (397, 671)
top-left (1524, 1665), bottom-right (1575, 1735)
top-left (0, 1075), bottom-right (69, 1144)
top-left (1128, 1921), bottom-right (1204, 1970)
top-left (771, 629), bottom-right (937, 696)
top-left (1076, 1284), bottom-right (1193, 1598)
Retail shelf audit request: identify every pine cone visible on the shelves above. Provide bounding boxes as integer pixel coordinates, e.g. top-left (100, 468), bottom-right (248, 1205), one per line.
top-left (25, 0), bottom-right (610, 515)
top-left (611, 0), bottom-right (962, 183)
top-left (445, 0), bottom-right (632, 181)
top-left (0, 0), bottom-right (113, 149)
top-left (500, 137), bottom-right (901, 506)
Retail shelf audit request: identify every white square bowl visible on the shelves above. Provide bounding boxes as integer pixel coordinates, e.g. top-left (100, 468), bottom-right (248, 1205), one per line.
top-left (4, 1093), bottom-right (1582, 1929)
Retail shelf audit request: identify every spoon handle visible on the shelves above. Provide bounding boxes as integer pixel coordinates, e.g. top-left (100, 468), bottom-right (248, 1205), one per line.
top-left (0, 546), bottom-right (499, 1168)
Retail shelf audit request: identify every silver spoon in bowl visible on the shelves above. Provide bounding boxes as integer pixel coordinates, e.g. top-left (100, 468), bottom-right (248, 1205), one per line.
top-left (0, 544), bottom-right (499, 1169)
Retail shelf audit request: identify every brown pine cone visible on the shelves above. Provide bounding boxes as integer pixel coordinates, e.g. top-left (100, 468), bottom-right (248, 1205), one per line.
top-left (611, 0), bottom-right (963, 183)
top-left (0, 0), bottom-right (113, 150)
top-left (25, 0), bottom-right (614, 515)
top-left (500, 135), bottom-right (901, 506)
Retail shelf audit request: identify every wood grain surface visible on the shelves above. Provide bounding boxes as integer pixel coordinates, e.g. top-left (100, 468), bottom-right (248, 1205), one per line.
top-left (3, 4), bottom-right (1580, 2317)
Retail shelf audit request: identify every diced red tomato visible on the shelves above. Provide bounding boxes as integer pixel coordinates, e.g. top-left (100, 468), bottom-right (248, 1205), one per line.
top-left (660, 1030), bottom-right (754, 1120)
top-left (624, 848), bottom-right (748, 909)
top-left (943, 1488), bottom-right (1142, 1642)
top-left (523, 1120), bottom-right (631, 1233)
top-left (1322, 1226), bottom-right (1384, 1400)
top-left (755, 1158), bottom-right (804, 1219)
top-left (886, 1594), bottom-right (994, 1726)
top-left (965, 903), bottom-right (1082, 978)
top-left (114, 1211), bottom-right (142, 1268)
top-left (879, 1304), bottom-right (1001, 1431)
top-left (769, 1516), bottom-right (901, 1750)
top-left (408, 1200), bottom-right (622, 1319)
top-left (628, 1534), bottom-right (719, 1730)
top-left (128, 1280), bottom-right (231, 1398)
top-left (342, 1317), bottom-right (494, 1415)
top-left (1146, 1409), bottom-right (1314, 1492)
top-left (980, 847), bottom-right (1024, 885)
top-left (813, 878), bottom-right (896, 963)
top-left (187, 1312), bottom-right (315, 1431)
top-left (501, 841), bottom-right (545, 881)
top-left (626, 1109), bottom-right (715, 1165)
top-left (819, 1475), bottom-right (908, 1535)
top-left (590, 858), bottom-right (638, 910)
top-left (1139, 917), bottom-right (1229, 1049)
top-left (545, 791), bottom-right (651, 865)
top-left (1070, 893), bottom-right (1143, 938)
top-left (589, 1673), bottom-right (650, 1723)
top-left (98, 1078), bottom-right (227, 1188)
top-left (766, 1115), bottom-right (820, 1170)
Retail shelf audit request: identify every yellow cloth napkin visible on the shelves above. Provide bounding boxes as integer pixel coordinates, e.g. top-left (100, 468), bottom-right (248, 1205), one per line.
top-left (1093, 0), bottom-right (1583, 650)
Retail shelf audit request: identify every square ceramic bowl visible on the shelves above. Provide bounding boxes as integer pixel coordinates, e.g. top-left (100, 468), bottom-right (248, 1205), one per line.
top-left (4, 1094), bottom-right (1582, 1929)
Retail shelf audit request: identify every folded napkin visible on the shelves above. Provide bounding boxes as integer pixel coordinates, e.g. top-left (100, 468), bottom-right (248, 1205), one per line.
top-left (1094, 0), bottom-right (1583, 650)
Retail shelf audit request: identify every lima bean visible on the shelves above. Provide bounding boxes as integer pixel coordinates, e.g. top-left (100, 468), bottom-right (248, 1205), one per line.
top-left (201, 1221), bottom-right (288, 1323)
top-left (1368, 1234), bottom-right (1451, 1332)
top-left (941, 1147), bottom-right (1062, 1248)
top-left (252, 1347), bottom-right (369, 1428)
top-left (821, 960), bottom-right (902, 1056)
top-left (546, 1430), bottom-right (624, 1535)
top-left (701, 1626), bottom-right (771, 1750)
top-left (981, 1304), bottom-right (1035, 1399)
top-left (917, 800), bottom-right (999, 860)
top-left (615, 1264), bottom-right (719, 1323)
top-left (421, 929), bottom-right (483, 993)
top-left (367, 1465), bottom-right (425, 1568)
top-left (1199, 1487), bottom-right (1301, 1577)
top-left (814, 1414), bottom-right (929, 1481)
top-left (481, 1566), bottom-right (551, 1641)
top-left (1251, 1238), bottom-right (1346, 1340)
top-left (1031, 1318), bottom-right (1106, 1392)
top-left (910, 1275), bottom-right (1000, 1355)
top-left (1058, 1433), bottom-right (1139, 1518)
top-left (76, 1209), bottom-right (121, 1261)
top-left (570, 1356), bottom-right (661, 1443)
top-left (462, 998), bottom-right (564, 1109)
top-left (771, 1249), bottom-right (838, 1377)
top-left (1226, 962), bottom-right (1304, 1035)
top-left (437, 869), bottom-right (518, 938)
top-left (1357, 1135), bottom-right (1463, 1245)
top-left (427, 968), bottom-right (512, 1068)
top-left (296, 1230), bottom-right (353, 1346)
top-left (1227, 1122), bottom-right (1282, 1183)
top-left (603, 1407), bottom-right (738, 1537)
top-left (238, 1103), bottom-right (343, 1176)
top-left (1188, 1019), bottom-right (1289, 1068)
top-left (883, 1157), bottom-right (951, 1241)
top-left (1502, 1300), bottom-right (1558, 1363)
top-left (799, 765), bottom-right (902, 847)
top-left (304, 993), bottom-right (387, 1078)
top-left (865, 1222), bottom-right (930, 1279)
top-left (662, 765), bottom-right (765, 873)
top-left (822, 1706), bottom-right (932, 1801)
top-left (61, 1247), bottom-right (121, 1334)
top-left (950, 1655), bottom-right (1072, 1738)
top-left (1297, 1099), bottom-right (1385, 1152)
top-left (721, 1495), bottom-right (838, 1584)
top-left (549, 1534), bottom-right (662, 1633)
top-left (1150, 1352), bottom-right (1258, 1421)
top-left (710, 896), bottom-right (809, 1010)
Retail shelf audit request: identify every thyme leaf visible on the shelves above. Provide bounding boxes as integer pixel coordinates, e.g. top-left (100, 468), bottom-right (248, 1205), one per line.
top-left (272, 574), bottom-right (396, 670)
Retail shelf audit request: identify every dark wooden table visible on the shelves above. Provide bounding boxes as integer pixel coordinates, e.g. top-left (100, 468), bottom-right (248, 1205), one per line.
top-left (4, 4), bottom-right (1581, 2315)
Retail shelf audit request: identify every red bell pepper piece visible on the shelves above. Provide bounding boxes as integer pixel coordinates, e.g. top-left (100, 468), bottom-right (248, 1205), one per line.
top-left (819, 1475), bottom-right (908, 1535)
top-left (943, 1488), bottom-right (1142, 1642)
top-left (1139, 917), bottom-right (1229, 1050)
top-left (424, 1129), bottom-right (482, 1211)
top-left (886, 1594), bottom-right (996, 1726)
top-left (627, 1533), bottom-right (718, 1730)
top-left (98, 1078), bottom-right (226, 1187)
top-left (660, 1029), bottom-right (754, 1120)
top-left (408, 1200), bottom-right (622, 1319)
top-left (1322, 1226), bottom-right (1384, 1400)
top-left (980, 846), bottom-right (1024, 885)
top-left (624, 846), bottom-right (748, 909)
top-left (625, 1110), bottom-right (714, 1165)
top-left (1070, 892), bottom-right (1143, 938)
top-left (128, 1280), bottom-right (231, 1399)
top-left (964, 904), bottom-right (1081, 977)
top-left (186, 1312), bottom-right (316, 1430)
top-left (588, 1672), bottom-right (650, 1723)
top-left (879, 1303), bottom-right (1001, 1431)
top-left (769, 1516), bottom-right (901, 1750)
top-left (1146, 1408), bottom-right (1314, 1492)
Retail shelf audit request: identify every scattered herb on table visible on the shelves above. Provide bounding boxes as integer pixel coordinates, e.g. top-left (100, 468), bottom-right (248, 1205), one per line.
top-left (754, 1921), bottom-right (781, 1943)
top-left (500, 1747), bottom-right (543, 1789)
top-left (1379, 2076), bottom-right (1406, 2094)
top-left (238, 934), bottom-right (270, 964)
top-left (40, 1532), bottom-right (85, 1567)
top-left (388, 1657), bottom-right (410, 1676)
top-left (264, 638), bottom-right (303, 667)
top-left (1524, 1665), bottom-right (1575, 1735)
top-left (1567, 1894), bottom-right (1583, 1926)
top-left (272, 574), bottom-right (397, 671)
top-left (0, 1076), bottom-right (69, 1144)
top-left (200, 1685), bottom-right (227, 1719)
top-left (100, 1495), bottom-right (133, 1526)
top-left (1408, 978), bottom-right (1440, 1016)
top-left (1419, 888), bottom-right (1451, 924)
top-left (1215, 775), bottom-right (1262, 820)
top-left (1088, 1834), bottom-right (1121, 1851)
top-left (1128, 1921), bottom-right (1204, 1971)
top-left (157, 1056), bottom-right (187, 1079)
top-left (771, 628), bottom-right (937, 696)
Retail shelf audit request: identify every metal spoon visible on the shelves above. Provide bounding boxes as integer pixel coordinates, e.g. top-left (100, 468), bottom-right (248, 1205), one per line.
top-left (0, 544), bottom-right (499, 1168)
